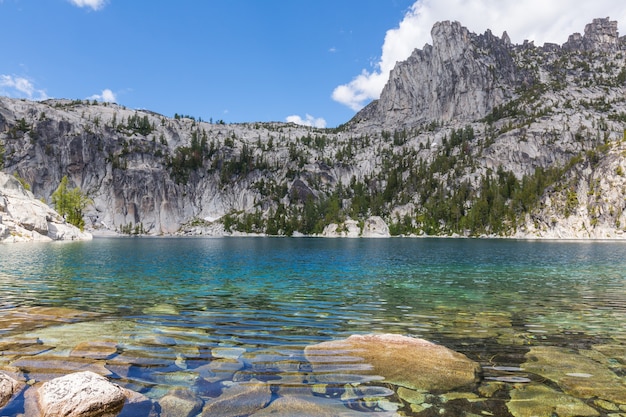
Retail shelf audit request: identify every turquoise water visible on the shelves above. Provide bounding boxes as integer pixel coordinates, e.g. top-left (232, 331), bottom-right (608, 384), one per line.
top-left (1, 237), bottom-right (626, 415)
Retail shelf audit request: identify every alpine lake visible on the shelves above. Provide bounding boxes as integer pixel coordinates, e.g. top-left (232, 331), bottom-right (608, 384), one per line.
top-left (1, 237), bottom-right (625, 416)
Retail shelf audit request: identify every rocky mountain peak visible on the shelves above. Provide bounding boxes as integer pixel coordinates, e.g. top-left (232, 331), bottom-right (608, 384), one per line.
top-left (562, 17), bottom-right (621, 52)
top-left (430, 20), bottom-right (472, 51)
top-left (351, 20), bottom-right (518, 130)
top-left (351, 18), bottom-right (625, 132)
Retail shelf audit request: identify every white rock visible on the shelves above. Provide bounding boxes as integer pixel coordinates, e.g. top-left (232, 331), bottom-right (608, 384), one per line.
top-left (0, 372), bottom-right (22, 409)
top-left (0, 172), bottom-right (91, 243)
top-left (362, 216), bottom-right (390, 238)
top-left (38, 371), bottom-right (125, 417)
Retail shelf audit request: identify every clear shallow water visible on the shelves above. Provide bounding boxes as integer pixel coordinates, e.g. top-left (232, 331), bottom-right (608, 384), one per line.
top-left (1, 237), bottom-right (626, 415)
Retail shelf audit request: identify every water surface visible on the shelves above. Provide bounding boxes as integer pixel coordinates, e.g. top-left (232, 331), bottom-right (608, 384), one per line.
top-left (1, 237), bottom-right (625, 415)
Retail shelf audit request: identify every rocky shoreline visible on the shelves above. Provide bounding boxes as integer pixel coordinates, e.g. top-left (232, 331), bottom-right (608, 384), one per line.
top-left (0, 172), bottom-right (91, 243)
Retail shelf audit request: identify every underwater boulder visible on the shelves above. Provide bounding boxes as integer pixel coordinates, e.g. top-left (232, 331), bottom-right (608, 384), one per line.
top-left (304, 334), bottom-right (480, 391)
top-left (522, 346), bottom-right (626, 405)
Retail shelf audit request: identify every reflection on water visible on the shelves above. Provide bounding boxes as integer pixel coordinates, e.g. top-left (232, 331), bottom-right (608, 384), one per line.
top-left (1, 238), bottom-right (626, 415)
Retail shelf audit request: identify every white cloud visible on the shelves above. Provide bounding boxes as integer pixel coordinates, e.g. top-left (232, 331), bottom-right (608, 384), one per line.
top-left (68, 0), bottom-right (107, 10)
top-left (0, 75), bottom-right (48, 100)
top-left (286, 114), bottom-right (327, 129)
top-left (332, 0), bottom-right (626, 111)
top-left (88, 88), bottom-right (117, 103)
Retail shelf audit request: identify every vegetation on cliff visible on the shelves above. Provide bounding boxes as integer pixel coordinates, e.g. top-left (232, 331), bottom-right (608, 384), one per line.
top-left (51, 176), bottom-right (92, 231)
top-left (1, 18), bottom-right (625, 238)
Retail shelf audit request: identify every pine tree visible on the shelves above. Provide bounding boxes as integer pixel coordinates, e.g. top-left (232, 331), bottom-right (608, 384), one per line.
top-left (51, 176), bottom-right (92, 231)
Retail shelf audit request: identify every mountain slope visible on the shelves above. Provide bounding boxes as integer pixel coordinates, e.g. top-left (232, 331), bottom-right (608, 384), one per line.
top-left (1, 18), bottom-right (625, 238)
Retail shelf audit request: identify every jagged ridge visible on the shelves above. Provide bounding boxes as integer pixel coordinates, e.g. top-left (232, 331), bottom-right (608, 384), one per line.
top-left (1, 18), bottom-right (625, 238)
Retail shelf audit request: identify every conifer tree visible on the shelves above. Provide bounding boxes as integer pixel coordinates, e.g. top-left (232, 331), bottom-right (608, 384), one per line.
top-left (51, 176), bottom-right (92, 231)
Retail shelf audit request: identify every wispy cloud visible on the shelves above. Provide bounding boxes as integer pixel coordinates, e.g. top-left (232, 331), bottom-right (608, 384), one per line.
top-left (286, 114), bottom-right (327, 129)
top-left (0, 75), bottom-right (48, 100)
top-left (88, 88), bottom-right (117, 102)
top-left (68, 0), bottom-right (108, 11)
top-left (332, 0), bottom-right (626, 111)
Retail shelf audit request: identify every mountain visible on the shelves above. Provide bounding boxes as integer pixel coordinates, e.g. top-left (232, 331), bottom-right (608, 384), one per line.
top-left (1, 18), bottom-right (625, 239)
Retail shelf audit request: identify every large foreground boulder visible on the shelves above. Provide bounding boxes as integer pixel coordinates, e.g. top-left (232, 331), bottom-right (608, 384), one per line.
top-left (37, 371), bottom-right (126, 417)
top-left (304, 334), bottom-right (480, 391)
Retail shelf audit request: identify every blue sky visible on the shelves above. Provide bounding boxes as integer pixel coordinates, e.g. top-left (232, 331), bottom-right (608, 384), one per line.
top-left (1, 1), bottom-right (625, 128)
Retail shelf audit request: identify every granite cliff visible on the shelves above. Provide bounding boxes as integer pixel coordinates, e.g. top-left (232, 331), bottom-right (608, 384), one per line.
top-left (1, 18), bottom-right (625, 238)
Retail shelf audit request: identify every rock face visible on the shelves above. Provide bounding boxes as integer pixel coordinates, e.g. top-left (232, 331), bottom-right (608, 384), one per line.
top-left (516, 141), bottom-right (626, 238)
top-left (353, 21), bottom-right (524, 130)
top-left (37, 371), bottom-right (126, 417)
top-left (355, 17), bottom-right (624, 131)
top-left (0, 171), bottom-right (92, 242)
top-left (1, 18), bottom-right (626, 239)
top-left (304, 334), bottom-right (480, 392)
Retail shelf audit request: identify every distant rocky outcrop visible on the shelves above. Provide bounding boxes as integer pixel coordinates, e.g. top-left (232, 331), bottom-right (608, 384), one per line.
top-left (0, 172), bottom-right (92, 242)
top-left (562, 17), bottom-right (622, 52)
top-left (1, 18), bottom-right (626, 239)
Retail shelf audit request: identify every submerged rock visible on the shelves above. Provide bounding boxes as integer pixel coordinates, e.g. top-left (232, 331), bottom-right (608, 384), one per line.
top-left (522, 346), bottom-right (626, 405)
top-left (201, 381), bottom-right (272, 417)
top-left (37, 371), bottom-right (126, 417)
top-left (70, 341), bottom-right (118, 360)
top-left (158, 387), bottom-right (203, 417)
top-left (11, 355), bottom-right (112, 383)
top-left (507, 383), bottom-right (599, 417)
top-left (304, 334), bottom-right (480, 392)
top-left (252, 394), bottom-right (393, 417)
top-left (119, 388), bottom-right (159, 417)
